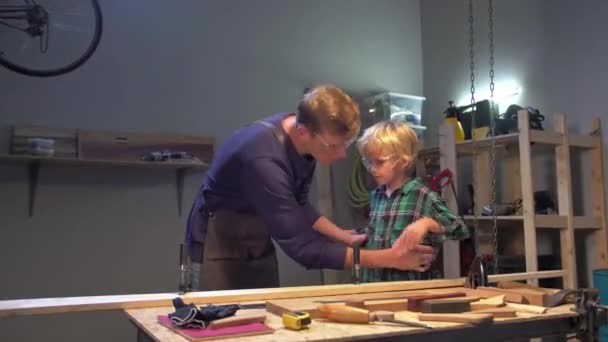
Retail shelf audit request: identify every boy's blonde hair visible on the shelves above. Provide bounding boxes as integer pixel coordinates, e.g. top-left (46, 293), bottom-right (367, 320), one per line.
top-left (297, 84), bottom-right (360, 141)
top-left (357, 120), bottom-right (419, 171)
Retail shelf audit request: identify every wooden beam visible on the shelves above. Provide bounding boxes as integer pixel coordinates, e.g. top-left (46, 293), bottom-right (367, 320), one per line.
top-left (518, 110), bottom-right (539, 286)
top-left (569, 135), bottom-right (600, 149)
top-left (439, 124), bottom-right (461, 278)
top-left (0, 279), bottom-right (465, 318)
top-left (488, 270), bottom-right (565, 283)
top-left (0, 270), bottom-right (565, 318)
top-left (590, 118), bottom-right (608, 268)
top-left (555, 113), bottom-right (577, 288)
top-left (529, 131), bottom-right (562, 145)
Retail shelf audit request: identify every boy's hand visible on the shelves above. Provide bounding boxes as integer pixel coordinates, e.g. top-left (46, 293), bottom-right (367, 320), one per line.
top-left (345, 229), bottom-right (367, 247)
top-left (394, 217), bottom-right (445, 251)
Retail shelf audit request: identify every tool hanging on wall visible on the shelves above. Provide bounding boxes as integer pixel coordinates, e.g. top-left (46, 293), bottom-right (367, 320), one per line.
top-left (467, 0), bottom-right (499, 274)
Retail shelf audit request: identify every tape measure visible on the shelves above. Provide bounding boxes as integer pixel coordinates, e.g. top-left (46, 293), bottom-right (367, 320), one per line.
top-left (282, 311), bottom-right (311, 330)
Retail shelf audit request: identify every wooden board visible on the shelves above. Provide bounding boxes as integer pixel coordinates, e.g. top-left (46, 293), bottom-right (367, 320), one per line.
top-left (0, 273), bottom-right (563, 318)
top-left (476, 287), bottom-right (546, 306)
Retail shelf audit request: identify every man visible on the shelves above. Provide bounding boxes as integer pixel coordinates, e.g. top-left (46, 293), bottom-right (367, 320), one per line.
top-left (185, 84), bottom-right (440, 290)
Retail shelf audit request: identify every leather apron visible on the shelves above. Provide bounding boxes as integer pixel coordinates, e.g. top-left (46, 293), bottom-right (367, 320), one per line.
top-left (200, 120), bottom-right (283, 290)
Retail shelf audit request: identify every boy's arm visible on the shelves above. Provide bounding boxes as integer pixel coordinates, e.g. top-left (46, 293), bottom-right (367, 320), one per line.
top-left (427, 193), bottom-right (470, 240)
top-left (313, 216), bottom-right (367, 247)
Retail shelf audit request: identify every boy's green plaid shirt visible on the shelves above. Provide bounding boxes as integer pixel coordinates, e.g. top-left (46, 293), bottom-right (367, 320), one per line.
top-left (360, 178), bottom-right (470, 283)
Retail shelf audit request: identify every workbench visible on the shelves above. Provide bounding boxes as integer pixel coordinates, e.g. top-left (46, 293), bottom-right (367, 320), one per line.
top-left (127, 290), bottom-right (577, 342)
top-left (0, 274), bottom-right (592, 341)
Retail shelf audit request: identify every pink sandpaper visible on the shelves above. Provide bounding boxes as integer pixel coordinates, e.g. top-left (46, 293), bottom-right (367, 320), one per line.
top-left (157, 315), bottom-right (273, 341)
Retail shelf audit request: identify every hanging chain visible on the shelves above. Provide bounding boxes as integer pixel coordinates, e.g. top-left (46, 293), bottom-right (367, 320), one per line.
top-left (468, 0), bottom-right (479, 257)
top-left (488, 0), bottom-right (499, 274)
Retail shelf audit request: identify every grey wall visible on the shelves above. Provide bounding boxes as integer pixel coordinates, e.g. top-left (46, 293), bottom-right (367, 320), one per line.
top-left (0, 1), bottom-right (424, 341)
top-left (421, 0), bottom-right (608, 286)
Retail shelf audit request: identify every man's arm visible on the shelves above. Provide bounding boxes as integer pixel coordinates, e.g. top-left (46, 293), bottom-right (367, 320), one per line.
top-left (242, 156), bottom-right (347, 269)
top-left (313, 216), bottom-right (367, 247)
top-left (343, 244), bottom-right (436, 272)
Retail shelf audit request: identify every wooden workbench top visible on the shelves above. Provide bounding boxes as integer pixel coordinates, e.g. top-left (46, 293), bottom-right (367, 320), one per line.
top-left (124, 288), bottom-right (577, 342)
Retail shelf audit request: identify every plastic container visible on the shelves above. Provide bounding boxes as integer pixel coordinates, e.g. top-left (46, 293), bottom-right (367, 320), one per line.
top-left (593, 269), bottom-right (608, 341)
top-left (361, 92), bottom-right (427, 145)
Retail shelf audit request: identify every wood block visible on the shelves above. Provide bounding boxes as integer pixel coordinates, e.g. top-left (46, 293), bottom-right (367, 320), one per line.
top-left (359, 299), bottom-right (409, 312)
top-left (468, 287), bottom-right (526, 304)
top-left (469, 295), bottom-right (506, 311)
top-left (266, 299), bottom-right (320, 318)
top-left (418, 313), bottom-right (494, 324)
top-left (406, 292), bottom-right (466, 312)
top-left (420, 298), bottom-right (471, 313)
top-left (477, 287), bottom-right (546, 306)
top-left (470, 307), bottom-right (517, 318)
top-left (505, 303), bottom-right (547, 314)
top-left (207, 313), bottom-right (266, 328)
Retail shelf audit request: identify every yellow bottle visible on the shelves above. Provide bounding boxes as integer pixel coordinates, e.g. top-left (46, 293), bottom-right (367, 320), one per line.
top-left (443, 101), bottom-right (465, 141)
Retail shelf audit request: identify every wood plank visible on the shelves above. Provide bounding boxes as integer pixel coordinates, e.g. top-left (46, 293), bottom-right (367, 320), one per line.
top-left (469, 296), bottom-right (505, 310)
top-left (501, 145), bottom-right (525, 255)
top-left (470, 306), bottom-right (516, 317)
top-left (506, 303), bottom-right (547, 314)
top-left (439, 124), bottom-right (460, 278)
top-left (418, 312), bottom-right (493, 324)
top-left (206, 312), bottom-right (267, 328)
top-left (590, 118), bottom-right (608, 268)
top-left (476, 287), bottom-right (546, 306)
top-left (529, 131), bottom-right (562, 145)
top-left (0, 274), bottom-right (565, 318)
top-left (0, 279), bottom-right (463, 317)
top-left (0, 154), bottom-right (208, 170)
top-left (518, 110), bottom-right (539, 286)
top-left (554, 113), bottom-right (577, 289)
top-left (496, 281), bottom-right (560, 295)
top-left (573, 216), bottom-right (602, 229)
top-left (458, 287), bottom-right (524, 304)
top-left (569, 134), bottom-right (599, 149)
top-left (473, 148), bottom-right (495, 256)
top-left (488, 270), bottom-right (565, 282)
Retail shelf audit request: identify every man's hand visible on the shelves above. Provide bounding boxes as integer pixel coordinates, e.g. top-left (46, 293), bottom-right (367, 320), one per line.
top-left (390, 243), bottom-right (436, 272)
top-left (345, 229), bottom-right (367, 247)
top-left (394, 217), bottom-right (445, 251)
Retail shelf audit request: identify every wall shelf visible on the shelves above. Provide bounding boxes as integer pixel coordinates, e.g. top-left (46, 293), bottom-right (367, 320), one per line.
top-left (2, 125), bottom-right (214, 217)
top-left (0, 154), bottom-right (209, 217)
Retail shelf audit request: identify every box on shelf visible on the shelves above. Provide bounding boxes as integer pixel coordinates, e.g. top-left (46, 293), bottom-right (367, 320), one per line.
top-left (361, 92), bottom-right (427, 145)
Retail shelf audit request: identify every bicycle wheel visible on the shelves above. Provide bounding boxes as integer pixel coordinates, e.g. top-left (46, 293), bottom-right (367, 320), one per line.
top-left (0, 0), bottom-right (102, 77)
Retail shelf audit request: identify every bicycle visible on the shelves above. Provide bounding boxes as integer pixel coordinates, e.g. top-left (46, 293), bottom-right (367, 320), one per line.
top-left (0, 0), bottom-right (102, 77)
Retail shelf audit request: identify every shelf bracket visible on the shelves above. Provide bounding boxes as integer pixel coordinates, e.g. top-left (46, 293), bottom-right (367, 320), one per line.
top-left (28, 160), bottom-right (40, 217)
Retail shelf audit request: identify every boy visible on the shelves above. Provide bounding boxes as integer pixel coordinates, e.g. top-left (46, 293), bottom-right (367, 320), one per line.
top-left (355, 120), bottom-right (470, 282)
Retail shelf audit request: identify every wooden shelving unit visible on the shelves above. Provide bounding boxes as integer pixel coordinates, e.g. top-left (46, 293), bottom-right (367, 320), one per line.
top-left (417, 110), bottom-right (607, 288)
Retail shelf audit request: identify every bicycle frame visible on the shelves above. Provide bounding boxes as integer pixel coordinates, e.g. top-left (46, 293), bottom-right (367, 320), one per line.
top-left (0, 6), bottom-right (32, 20)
